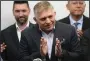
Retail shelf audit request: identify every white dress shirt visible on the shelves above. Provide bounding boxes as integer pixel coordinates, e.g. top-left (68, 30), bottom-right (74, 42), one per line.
top-left (69, 15), bottom-right (83, 30)
top-left (42, 31), bottom-right (54, 59)
top-left (16, 21), bottom-right (30, 41)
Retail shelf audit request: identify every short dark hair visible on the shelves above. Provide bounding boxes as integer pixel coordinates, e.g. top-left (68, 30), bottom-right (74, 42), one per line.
top-left (13, 1), bottom-right (29, 9)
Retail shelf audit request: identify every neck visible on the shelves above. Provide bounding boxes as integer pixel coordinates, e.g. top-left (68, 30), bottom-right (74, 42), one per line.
top-left (71, 14), bottom-right (83, 21)
top-left (44, 30), bottom-right (52, 34)
top-left (17, 22), bottom-right (28, 31)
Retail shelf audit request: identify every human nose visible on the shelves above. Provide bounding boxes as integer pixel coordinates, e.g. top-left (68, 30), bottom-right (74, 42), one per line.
top-left (19, 11), bottom-right (24, 17)
top-left (46, 18), bottom-right (51, 24)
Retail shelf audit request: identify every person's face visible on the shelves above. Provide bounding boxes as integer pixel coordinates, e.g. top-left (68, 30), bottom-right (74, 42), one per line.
top-left (13, 3), bottom-right (30, 25)
top-left (66, 1), bottom-right (86, 16)
top-left (34, 8), bottom-right (56, 33)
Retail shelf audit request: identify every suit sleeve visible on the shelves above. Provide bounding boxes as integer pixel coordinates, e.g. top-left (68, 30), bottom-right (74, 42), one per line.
top-left (0, 31), bottom-right (7, 60)
top-left (80, 29), bottom-right (89, 61)
top-left (19, 31), bottom-right (41, 61)
top-left (61, 27), bottom-right (82, 60)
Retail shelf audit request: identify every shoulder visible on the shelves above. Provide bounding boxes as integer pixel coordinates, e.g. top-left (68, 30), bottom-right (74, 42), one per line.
top-left (83, 15), bottom-right (90, 21)
top-left (56, 21), bottom-right (76, 36)
top-left (22, 24), bottom-right (37, 35)
top-left (83, 15), bottom-right (89, 19)
top-left (29, 23), bottom-right (35, 27)
top-left (1, 24), bottom-right (15, 33)
top-left (56, 21), bottom-right (74, 29)
top-left (58, 16), bottom-right (69, 22)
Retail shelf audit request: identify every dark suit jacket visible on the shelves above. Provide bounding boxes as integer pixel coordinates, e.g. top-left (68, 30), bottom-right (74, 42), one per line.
top-left (1, 23), bottom-right (34, 61)
top-left (59, 15), bottom-right (90, 31)
top-left (19, 21), bottom-right (81, 61)
top-left (81, 28), bottom-right (90, 61)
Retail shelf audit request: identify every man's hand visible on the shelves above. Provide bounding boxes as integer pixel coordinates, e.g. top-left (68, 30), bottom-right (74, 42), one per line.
top-left (40, 37), bottom-right (48, 57)
top-left (77, 30), bottom-right (83, 38)
top-left (55, 38), bottom-right (62, 57)
top-left (0, 42), bottom-right (7, 52)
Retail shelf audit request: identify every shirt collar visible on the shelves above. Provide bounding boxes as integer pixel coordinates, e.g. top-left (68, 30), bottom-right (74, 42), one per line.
top-left (39, 26), bottom-right (55, 35)
top-left (69, 15), bottom-right (83, 25)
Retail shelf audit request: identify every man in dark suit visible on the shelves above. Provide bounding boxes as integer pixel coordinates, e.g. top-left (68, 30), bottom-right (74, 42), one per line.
top-left (19, 1), bottom-right (81, 61)
top-left (0, 1), bottom-right (34, 61)
top-left (59, 1), bottom-right (90, 38)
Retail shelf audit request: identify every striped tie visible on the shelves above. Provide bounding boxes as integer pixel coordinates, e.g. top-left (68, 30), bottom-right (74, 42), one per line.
top-left (74, 22), bottom-right (80, 30)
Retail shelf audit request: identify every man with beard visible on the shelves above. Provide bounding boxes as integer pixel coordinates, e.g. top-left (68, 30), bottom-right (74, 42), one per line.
top-left (0, 1), bottom-right (34, 61)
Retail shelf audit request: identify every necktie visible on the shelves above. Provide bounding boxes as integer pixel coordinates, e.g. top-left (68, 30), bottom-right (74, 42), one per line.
top-left (74, 22), bottom-right (80, 30)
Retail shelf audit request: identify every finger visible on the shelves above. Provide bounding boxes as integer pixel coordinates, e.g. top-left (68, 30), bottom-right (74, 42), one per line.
top-left (1, 44), bottom-right (7, 48)
top-left (41, 37), bottom-right (45, 44)
top-left (41, 38), bottom-right (47, 46)
top-left (56, 40), bottom-right (61, 46)
top-left (2, 43), bottom-right (5, 46)
top-left (1, 43), bottom-right (5, 46)
top-left (77, 30), bottom-right (83, 36)
top-left (56, 37), bottom-right (58, 43)
top-left (1, 44), bottom-right (3, 47)
top-left (1, 45), bottom-right (6, 49)
top-left (79, 31), bottom-right (83, 36)
top-left (56, 38), bottom-right (59, 49)
top-left (77, 32), bottom-right (82, 37)
top-left (56, 40), bottom-right (61, 51)
top-left (4, 45), bottom-right (7, 47)
top-left (43, 42), bottom-right (47, 49)
top-left (40, 37), bottom-right (44, 46)
top-left (78, 31), bottom-right (83, 35)
top-left (1, 46), bottom-right (5, 52)
top-left (57, 43), bottom-right (60, 50)
top-left (41, 37), bottom-right (44, 41)
top-left (3, 42), bottom-right (5, 45)
top-left (77, 32), bottom-right (81, 37)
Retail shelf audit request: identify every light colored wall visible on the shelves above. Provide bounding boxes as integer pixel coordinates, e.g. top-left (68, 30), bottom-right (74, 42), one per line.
top-left (1, 1), bottom-right (89, 30)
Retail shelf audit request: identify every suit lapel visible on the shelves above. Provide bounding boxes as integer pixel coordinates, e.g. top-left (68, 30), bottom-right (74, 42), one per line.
top-left (51, 22), bottom-right (65, 60)
top-left (11, 22), bottom-right (34, 46)
top-left (10, 24), bottom-right (19, 49)
top-left (65, 16), bottom-right (70, 24)
top-left (50, 22), bottom-right (59, 59)
top-left (32, 25), bottom-right (42, 50)
top-left (11, 23), bottom-right (33, 49)
top-left (50, 33), bottom-right (56, 60)
top-left (82, 16), bottom-right (88, 31)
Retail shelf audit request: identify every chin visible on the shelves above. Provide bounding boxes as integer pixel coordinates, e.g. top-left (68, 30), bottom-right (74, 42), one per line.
top-left (46, 28), bottom-right (53, 31)
top-left (74, 14), bottom-right (82, 16)
top-left (74, 13), bottom-right (82, 15)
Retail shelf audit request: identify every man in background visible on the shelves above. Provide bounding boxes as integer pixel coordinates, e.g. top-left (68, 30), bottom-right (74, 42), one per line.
top-left (59, 1), bottom-right (90, 38)
top-left (0, 1), bottom-right (34, 61)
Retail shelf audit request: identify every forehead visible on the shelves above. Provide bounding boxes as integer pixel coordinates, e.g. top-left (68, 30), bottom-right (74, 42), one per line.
top-left (36, 8), bottom-right (54, 18)
top-left (69, 1), bottom-right (84, 3)
top-left (13, 4), bottom-right (29, 10)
